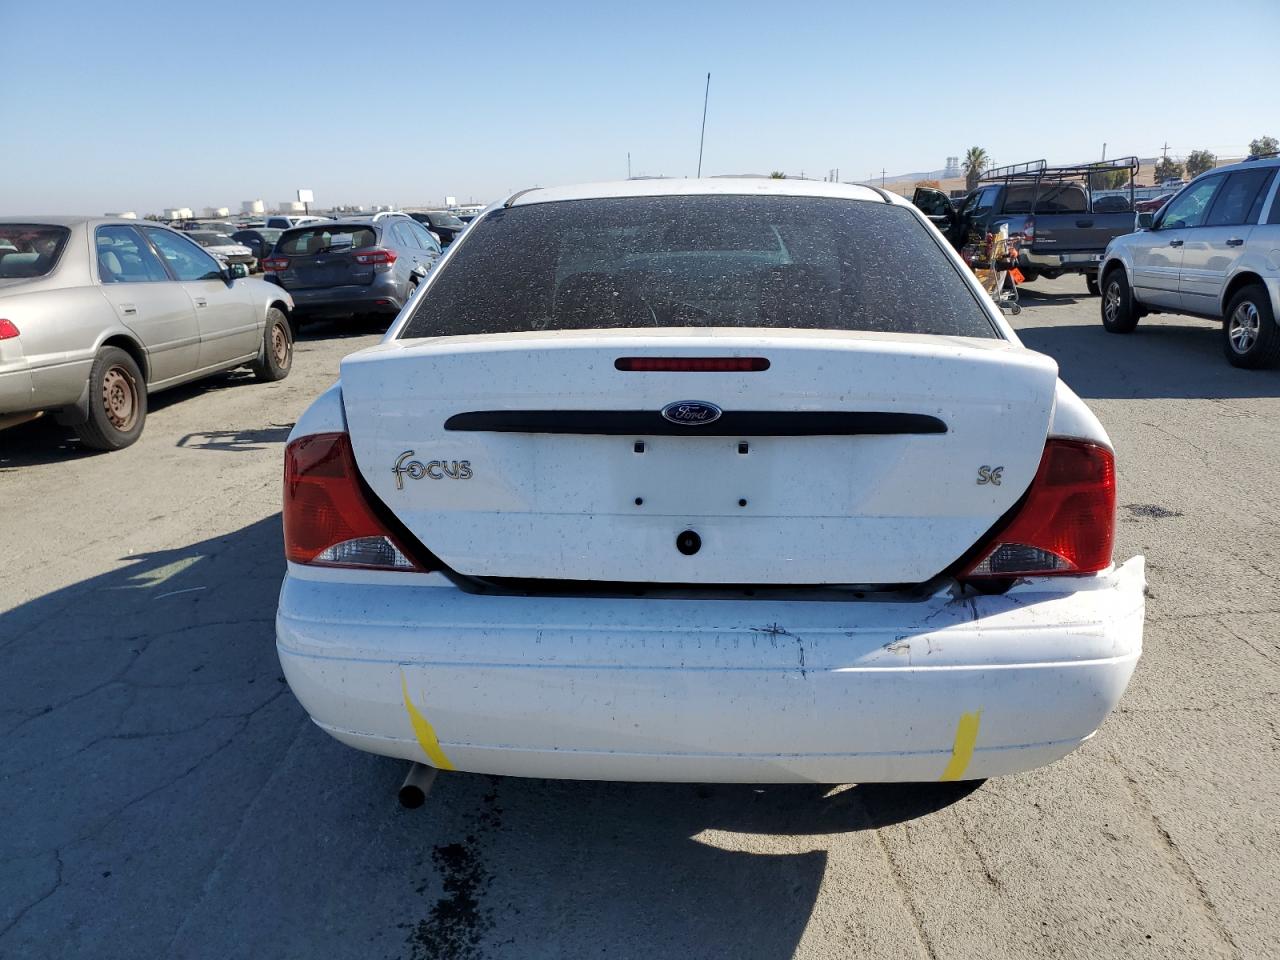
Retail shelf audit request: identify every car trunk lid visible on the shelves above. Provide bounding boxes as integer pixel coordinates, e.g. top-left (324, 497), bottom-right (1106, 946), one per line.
top-left (340, 331), bottom-right (1059, 585)
top-left (1032, 212), bottom-right (1136, 254)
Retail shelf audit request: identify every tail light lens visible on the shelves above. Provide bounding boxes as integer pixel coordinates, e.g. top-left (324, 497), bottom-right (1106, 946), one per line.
top-left (284, 432), bottom-right (426, 571)
top-left (0, 319), bottom-right (19, 339)
top-left (962, 439), bottom-right (1115, 580)
top-left (262, 257), bottom-right (290, 272)
top-left (354, 248), bottom-right (397, 265)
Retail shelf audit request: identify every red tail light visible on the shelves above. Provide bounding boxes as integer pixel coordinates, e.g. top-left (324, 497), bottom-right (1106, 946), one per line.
top-left (614, 357), bottom-right (770, 372)
top-left (354, 248), bottom-right (397, 265)
top-left (283, 433), bottom-right (425, 571)
top-left (262, 257), bottom-right (290, 272)
top-left (962, 439), bottom-right (1115, 580)
top-left (0, 319), bottom-right (18, 339)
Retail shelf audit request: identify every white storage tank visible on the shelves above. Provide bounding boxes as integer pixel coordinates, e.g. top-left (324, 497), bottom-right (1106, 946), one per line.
top-left (278, 201), bottom-right (306, 213)
top-left (240, 199), bottom-right (265, 215)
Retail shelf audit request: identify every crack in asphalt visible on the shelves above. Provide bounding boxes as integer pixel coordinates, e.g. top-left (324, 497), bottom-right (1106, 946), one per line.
top-left (0, 849), bottom-right (63, 942)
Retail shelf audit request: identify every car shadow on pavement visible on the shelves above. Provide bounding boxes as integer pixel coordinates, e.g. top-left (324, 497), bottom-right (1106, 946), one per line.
top-left (175, 425), bottom-right (293, 451)
top-left (1017, 319), bottom-right (1280, 400)
top-left (1016, 285), bottom-right (1087, 308)
top-left (0, 371), bottom-right (266, 467)
top-left (295, 314), bottom-right (392, 341)
top-left (0, 515), bottom-right (981, 960)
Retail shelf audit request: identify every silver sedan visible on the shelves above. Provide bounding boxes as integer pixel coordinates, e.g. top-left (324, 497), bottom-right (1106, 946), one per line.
top-left (0, 216), bottom-right (295, 450)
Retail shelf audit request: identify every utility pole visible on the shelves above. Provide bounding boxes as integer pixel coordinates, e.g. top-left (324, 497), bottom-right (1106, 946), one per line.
top-left (1101, 142), bottom-right (1106, 161)
top-left (627, 152), bottom-right (631, 180)
top-left (696, 73), bottom-right (711, 178)
top-left (881, 167), bottom-right (886, 188)
top-left (1161, 142), bottom-right (1170, 160)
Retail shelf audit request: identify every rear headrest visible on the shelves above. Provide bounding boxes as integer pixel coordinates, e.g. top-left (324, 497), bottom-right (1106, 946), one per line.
top-left (98, 250), bottom-right (123, 280)
top-left (0, 252), bottom-right (41, 278)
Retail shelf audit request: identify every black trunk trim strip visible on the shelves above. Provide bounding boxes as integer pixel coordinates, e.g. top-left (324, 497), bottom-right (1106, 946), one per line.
top-left (444, 410), bottom-right (946, 436)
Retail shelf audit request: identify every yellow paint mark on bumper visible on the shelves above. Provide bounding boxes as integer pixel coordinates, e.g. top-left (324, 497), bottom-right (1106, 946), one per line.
top-left (400, 673), bottom-right (455, 771)
top-left (939, 710), bottom-right (981, 782)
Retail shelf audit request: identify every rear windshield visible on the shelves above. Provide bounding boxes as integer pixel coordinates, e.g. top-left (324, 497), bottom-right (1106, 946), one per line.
top-left (427, 212), bottom-right (465, 228)
top-left (0, 224), bottom-right (70, 278)
top-left (1002, 184), bottom-right (1089, 214)
top-left (401, 195), bottom-right (996, 339)
top-left (278, 225), bottom-right (376, 255)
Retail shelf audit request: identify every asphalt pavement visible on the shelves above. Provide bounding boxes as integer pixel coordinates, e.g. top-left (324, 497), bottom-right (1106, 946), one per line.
top-left (2, 279), bottom-right (1278, 960)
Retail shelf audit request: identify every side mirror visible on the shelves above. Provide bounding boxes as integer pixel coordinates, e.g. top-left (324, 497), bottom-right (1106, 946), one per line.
top-left (1136, 212), bottom-right (1154, 230)
top-left (225, 263), bottom-right (249, 282)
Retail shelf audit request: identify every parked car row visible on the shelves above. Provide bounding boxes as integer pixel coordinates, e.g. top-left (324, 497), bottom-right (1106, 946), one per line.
top-left (0, 217), bottom-right (294, 449)
top-left (0, 198), bottom-right (485, 452)
top-left (260, 212), bottom-right (444, 325)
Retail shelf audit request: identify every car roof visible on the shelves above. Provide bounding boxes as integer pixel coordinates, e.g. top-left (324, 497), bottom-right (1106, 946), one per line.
top-left (281, 218), bottom-right (383, 231)
top-left (0, 216), bottom-right (188, 231)
top-left (504, 177), bottom-right (899, 208)
top-left (1189, 155), bottom-right (1280, 179)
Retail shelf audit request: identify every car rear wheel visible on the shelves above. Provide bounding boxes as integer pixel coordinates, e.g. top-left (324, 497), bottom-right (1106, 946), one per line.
top-left (1085, 274), bottom-right (1100, 296)
top-left (250, 307), bottom-right (293, 382)
top-left (1101, 269), bottom-right (1138, 333)
top-left (74, 346), bottom-right (147, 451)
top-left (1223, 285), bottom-right (1280, 369)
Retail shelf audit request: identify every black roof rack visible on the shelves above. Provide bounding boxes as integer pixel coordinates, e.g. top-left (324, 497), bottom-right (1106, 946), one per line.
top-left (1245, 151), bottom-right (1280, 161)
top-left (979, 156), bottom-right (1138, 183)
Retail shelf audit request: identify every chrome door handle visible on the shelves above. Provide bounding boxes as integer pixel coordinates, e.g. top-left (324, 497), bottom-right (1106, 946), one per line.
top-left (1169, 239), bottom-right (1184, 247)
top-left (1226, 238), bottom-right (1244, 247)
top-left (194, 297), bottom-right (208, 307)
top-left (122, 304), bottom-right (137, 315)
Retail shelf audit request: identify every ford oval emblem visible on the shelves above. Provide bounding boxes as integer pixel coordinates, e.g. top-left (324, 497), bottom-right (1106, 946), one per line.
top-left (661, 400), bottom-right (722, 426)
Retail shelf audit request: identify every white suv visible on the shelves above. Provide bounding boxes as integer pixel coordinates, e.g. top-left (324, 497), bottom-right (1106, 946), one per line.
top-left (1097, 155), bottom-right (1280, 367)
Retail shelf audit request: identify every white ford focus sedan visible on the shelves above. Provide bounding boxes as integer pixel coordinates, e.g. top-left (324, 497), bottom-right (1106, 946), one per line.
top-left (276, 179), bottom-right (1144, 785)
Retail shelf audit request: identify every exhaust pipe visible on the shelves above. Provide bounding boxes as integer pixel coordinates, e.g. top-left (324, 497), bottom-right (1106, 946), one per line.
top-left (398, 762), bottom-right (439, 809)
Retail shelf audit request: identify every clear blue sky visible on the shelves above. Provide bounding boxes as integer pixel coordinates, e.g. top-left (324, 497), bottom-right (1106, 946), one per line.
top-left (2, 0), bottom-right (1277, 214)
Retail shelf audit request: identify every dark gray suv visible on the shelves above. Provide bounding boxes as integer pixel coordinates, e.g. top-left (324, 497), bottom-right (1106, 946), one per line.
top-left (263, 214), bottom-right (441, 323)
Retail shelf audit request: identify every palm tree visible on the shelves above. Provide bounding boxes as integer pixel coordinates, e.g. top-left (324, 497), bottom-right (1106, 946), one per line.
top-left (769, 171), bottom-right (786, 179)
top-left (964, 147), bottom-right (989, 191)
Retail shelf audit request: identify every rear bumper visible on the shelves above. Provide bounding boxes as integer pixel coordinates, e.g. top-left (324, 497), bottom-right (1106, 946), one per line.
top-left (276, 557), bottom-right (1145, 783)
top-left (0, 365), bottom-right (35, 415)
top-left (285, 281), bottom-right (402, 317)
top-left (1022, 250), bottom-right (1105, 275)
